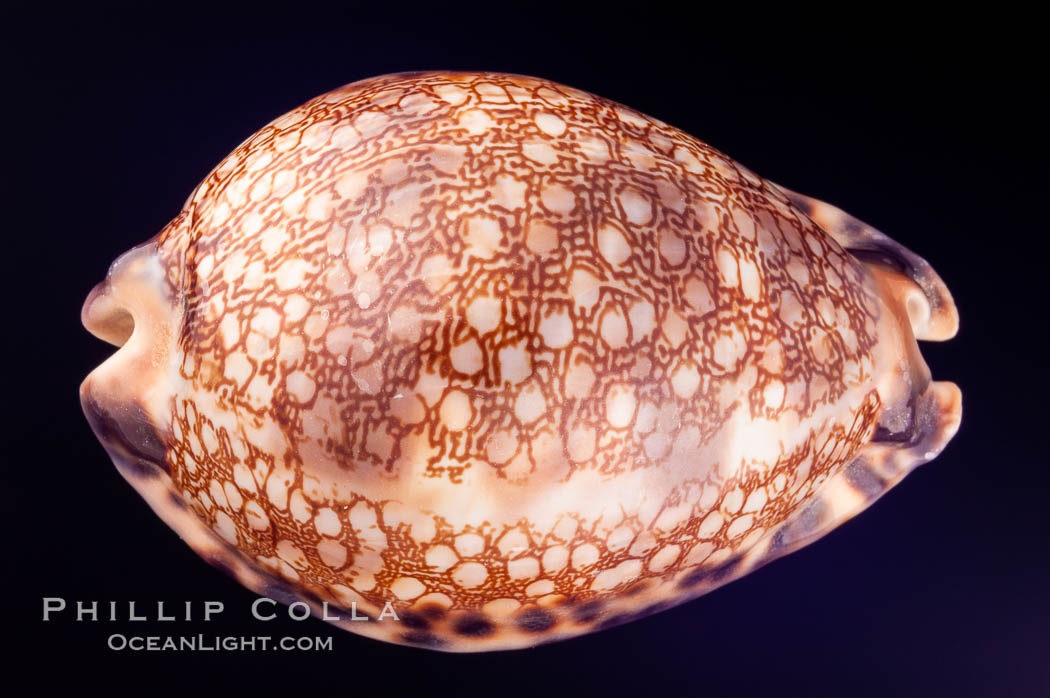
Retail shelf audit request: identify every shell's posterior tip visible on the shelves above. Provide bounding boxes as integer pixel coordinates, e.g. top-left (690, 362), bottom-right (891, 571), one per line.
top-left (898, 254), bottom-right (958, 343)
top-left (924, 289), bottom-right (960, 342)
top-left (81, 238), bottom-right (175, 479)
top-left (772, 181), bottom-right (959, 342)
top-left (82, 240), bottom-right (167, 347)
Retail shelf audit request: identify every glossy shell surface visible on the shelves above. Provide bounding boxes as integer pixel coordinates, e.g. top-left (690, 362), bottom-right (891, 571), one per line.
top-left (81, 71), bottom-right (960, 651)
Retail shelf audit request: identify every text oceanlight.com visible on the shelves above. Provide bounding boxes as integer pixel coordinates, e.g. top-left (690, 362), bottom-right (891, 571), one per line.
top-left (106, 634), bottom-right (333, 652)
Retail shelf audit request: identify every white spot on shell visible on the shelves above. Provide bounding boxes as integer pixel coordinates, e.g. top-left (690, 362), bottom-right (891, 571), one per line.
top-left (538, 308), bottom-right (573, 349)
top-left (534, 112), bottom-right (567, 137)
top-left (597, 223), bottom-right (631, 266)
top-left (450, 338), bottom-right (483, 374)
top-left (391, 577), bottom-right (426, 600)
top-left (439, 390), bottom-right (473, 431)
top-left (605, 385), bottom-right (637, 429)
top-left (451, 561), bottom-right (488, 588)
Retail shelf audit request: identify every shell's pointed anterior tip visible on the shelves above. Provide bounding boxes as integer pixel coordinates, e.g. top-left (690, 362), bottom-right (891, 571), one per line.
top-left (82, 279), bottom-right (134, 347)
top-left (80, 71), bottom-right (959, 652)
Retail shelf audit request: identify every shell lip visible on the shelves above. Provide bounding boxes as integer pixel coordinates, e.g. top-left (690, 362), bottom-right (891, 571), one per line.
top-left (79, 380), bottom-right (169, 477)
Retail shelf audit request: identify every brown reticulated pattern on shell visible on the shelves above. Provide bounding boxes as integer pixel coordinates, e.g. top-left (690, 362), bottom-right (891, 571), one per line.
top-left (84, 70), bottom-right (948, 651)
top-left (162, 71), bottom-right (874, 606)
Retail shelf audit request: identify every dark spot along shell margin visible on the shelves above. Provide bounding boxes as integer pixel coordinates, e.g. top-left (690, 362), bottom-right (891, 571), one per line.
top-left (516, 607), bottom-right (556, 633)
top-left (677, 555), bottom-right (743, 589)
top-left (400, 630), bottom-right (445, 648)
top-left (398, 610), bottom-right (430, 630)
top-left (452, 613), bottom-right (496, 638)
top-left (572, 599), bottom-right (606, 624)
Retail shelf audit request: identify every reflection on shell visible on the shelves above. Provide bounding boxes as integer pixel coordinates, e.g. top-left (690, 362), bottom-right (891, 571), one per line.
top-left (81, 71), bottom-right (960, 651)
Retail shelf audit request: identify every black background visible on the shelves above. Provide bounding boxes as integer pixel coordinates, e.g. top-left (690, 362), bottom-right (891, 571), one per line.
top-left (3, 3), bottom-right (1047, 696)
